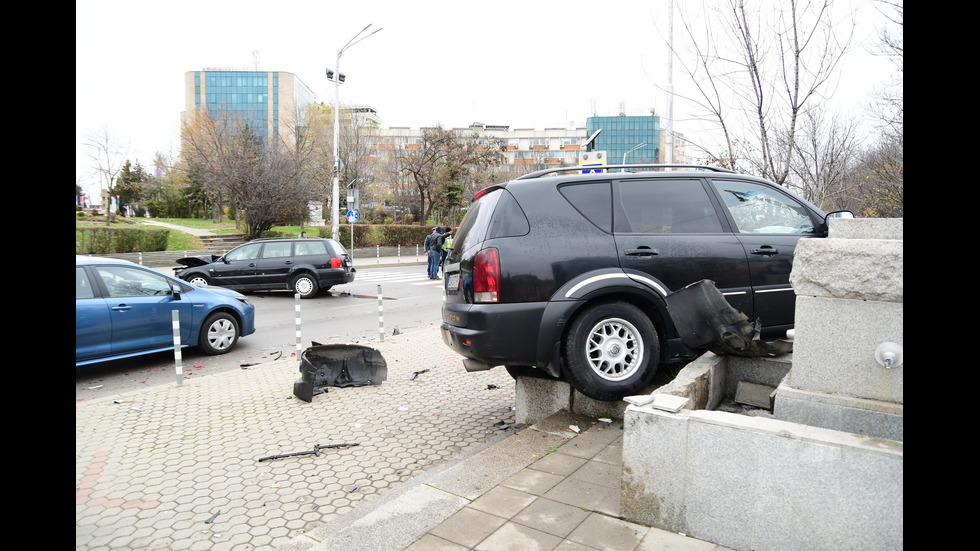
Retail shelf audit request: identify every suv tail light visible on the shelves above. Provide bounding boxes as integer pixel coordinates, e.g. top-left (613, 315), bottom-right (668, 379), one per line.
top-left (473, 248), bottom-right (500, 303)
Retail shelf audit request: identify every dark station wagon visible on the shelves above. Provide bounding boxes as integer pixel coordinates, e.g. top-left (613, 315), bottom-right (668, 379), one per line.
top-left (440, 164), bottom-right (851, 401)
top-left (174, 237), bottom-right (355, 299)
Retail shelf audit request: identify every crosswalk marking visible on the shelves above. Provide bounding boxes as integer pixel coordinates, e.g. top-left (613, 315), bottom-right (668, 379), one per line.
top-left (343, 271), bottom-right (443, 287)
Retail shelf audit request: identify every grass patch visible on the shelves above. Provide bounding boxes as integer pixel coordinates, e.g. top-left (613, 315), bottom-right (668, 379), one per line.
top-left (149, 217), bottom-right (243, 235)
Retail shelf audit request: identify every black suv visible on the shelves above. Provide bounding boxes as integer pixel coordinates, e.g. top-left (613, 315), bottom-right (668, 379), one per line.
top-left (174, 238), bottom-right (355, 298)
top-left (440, 165), bottom-right (848, 401)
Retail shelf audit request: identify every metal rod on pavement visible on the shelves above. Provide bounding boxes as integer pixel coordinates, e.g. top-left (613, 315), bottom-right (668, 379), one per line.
top-left (172, 310), bottom-right (183, 386)
top-left (378, 284), bottom-right (384, 341)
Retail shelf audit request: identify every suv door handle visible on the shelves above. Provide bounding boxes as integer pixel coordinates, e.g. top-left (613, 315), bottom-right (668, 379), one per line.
top-left (751, 246), bottom-right (779, 256)
top-left (625, 248), bottom-right (659, 257)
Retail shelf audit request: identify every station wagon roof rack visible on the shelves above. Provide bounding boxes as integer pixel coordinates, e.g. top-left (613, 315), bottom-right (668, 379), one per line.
top-left (515, 164), bottom-right (736, 180)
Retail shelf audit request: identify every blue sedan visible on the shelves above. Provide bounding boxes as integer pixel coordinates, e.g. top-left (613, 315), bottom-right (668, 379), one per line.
top-left (76, 256), bottom-right (256, 366)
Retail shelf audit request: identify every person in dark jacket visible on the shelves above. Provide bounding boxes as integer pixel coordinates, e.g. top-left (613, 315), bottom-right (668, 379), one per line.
top-left (425, 226), bottom-right (443, 279)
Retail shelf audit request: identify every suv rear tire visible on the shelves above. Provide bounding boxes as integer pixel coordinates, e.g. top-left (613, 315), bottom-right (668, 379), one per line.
top-left (563, 301), bottom-right (660, 401)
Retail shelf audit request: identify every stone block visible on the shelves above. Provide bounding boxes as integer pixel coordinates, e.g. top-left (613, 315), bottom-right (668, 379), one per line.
top-left (789, 296), bottom-right (903, 403)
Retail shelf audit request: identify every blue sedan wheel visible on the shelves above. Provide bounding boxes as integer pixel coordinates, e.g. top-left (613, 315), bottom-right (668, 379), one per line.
top-left (200, 312), bottom-right (240, 354)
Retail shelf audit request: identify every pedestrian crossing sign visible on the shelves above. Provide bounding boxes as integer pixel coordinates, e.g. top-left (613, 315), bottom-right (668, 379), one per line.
top-left (579, 151), bottom-right (606, 173)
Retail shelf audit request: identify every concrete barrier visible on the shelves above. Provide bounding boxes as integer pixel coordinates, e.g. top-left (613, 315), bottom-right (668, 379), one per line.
top-left (620, 217), bottom-right (903, 551)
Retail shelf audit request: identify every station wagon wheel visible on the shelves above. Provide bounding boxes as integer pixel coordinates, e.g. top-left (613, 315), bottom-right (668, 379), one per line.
top-left (292, 273), bottom-right (319, 298)
top-left (199, 312), bottom-right (240, 355)
top-left (563, 301), bottom-right (660, 401)
top-left (188, 275), bottom-right (210, 286)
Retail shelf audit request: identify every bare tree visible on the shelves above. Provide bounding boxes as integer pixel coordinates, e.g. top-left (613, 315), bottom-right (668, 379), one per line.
top-left (789, 107), bottom-right (859, 209)
top-left (181, 108), bottom-right (314, 237)
top-left (85, 127), bottom-right (129, 225)
top-left (670, 0), bottom-right (855, 185)
top-left (869, 1), bottom-right (903, 147)
top-left (393, 127), bottom-right (503, 224)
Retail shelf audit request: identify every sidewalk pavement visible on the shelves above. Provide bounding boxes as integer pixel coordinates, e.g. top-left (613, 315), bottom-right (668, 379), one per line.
top-left (76, 288), bottom-right (725, 551)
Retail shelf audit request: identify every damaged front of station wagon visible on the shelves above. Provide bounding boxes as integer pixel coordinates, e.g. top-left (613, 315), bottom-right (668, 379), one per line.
top-left (439, 165), bottom-right (851, 402)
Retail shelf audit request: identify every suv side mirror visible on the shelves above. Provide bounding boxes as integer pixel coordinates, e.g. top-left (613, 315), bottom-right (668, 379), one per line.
top-left (818, 210), bottom-right (854, 236)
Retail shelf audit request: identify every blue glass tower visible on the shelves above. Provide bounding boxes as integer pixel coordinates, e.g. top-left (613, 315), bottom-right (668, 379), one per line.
top-left (586, 115), bottom-right (661, 164)
top-left (185, 70), bottom-right (313, 148)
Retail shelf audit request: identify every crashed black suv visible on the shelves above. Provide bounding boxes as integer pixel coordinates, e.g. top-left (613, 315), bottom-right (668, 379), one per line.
top-left (175, 237), bottom-right (355, 299)
top-left (440, 165), bottom-right (851, 401)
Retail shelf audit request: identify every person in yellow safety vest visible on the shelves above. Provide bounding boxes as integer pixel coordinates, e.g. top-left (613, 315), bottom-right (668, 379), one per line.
top-left (439, 227), bottom-right (452, 274)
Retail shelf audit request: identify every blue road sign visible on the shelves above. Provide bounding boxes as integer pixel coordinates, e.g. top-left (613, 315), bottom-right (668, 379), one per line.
top-left (346, 210), bottom-right (359, 223)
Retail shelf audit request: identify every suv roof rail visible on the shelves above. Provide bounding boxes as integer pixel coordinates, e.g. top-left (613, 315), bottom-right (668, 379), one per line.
top-left (514, 164), bottom-right (736, 180)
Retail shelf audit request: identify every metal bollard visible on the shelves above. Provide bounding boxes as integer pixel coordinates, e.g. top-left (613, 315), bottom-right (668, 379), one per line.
top-left (376, 244), bottom-right (380, 264)
top-left (172, 310), bottom-right (183, 386)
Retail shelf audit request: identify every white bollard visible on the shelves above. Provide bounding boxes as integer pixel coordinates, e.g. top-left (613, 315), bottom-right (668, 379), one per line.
top-left (295, 294), bottom-right (303, 359)
top-left (376, 245), bottom-right (380, 264)
top-left (378, 284), bottom-right (384, 341)
top-left (172, 310), bottom-right (183, 386)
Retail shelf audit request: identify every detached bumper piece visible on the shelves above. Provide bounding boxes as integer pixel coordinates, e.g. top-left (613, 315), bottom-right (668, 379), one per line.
top-left (666, 279), bottom-right (792, 357)
top-left (293, 344), bottom-right (388, 402)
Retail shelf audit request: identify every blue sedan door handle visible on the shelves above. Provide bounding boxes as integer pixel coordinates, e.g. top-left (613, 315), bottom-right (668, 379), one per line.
top-left (751, 246), bottom-right (779, 256)
top-left (625, 247), bottom-right (659, 257)
top-left (111, 304), bottom-right (133, 312)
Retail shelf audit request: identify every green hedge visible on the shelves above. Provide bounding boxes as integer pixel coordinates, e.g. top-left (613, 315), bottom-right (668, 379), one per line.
top-left (76, 227), bottom-right (171, 254)
top-left (332, 224), bottom-right (435, 249)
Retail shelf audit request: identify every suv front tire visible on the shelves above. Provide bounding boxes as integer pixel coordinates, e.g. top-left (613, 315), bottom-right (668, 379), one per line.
top-left (563, 301), bottom-right (660, 401)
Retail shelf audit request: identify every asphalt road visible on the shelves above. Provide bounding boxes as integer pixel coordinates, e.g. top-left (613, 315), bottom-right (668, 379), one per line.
top-left (76, 265), bottom-right (446, 400)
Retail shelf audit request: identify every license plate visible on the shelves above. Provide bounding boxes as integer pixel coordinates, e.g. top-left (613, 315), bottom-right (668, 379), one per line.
top-left (447, 273), bottom-right (460, 292)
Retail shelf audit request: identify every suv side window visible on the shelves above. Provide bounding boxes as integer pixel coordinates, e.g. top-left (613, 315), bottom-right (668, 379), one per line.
top-left (262, 242), bottom-right (292, 258)
top-left (226, 243), bottom-right (261, 261)
top-left (295, 241), bottom-right (329, 256)
top-left (711, 180), bottom-right (815, 234)
top-left (559, 181), bottom-right (612, 232)
top-left (617, 179), bottom-right (723, 234)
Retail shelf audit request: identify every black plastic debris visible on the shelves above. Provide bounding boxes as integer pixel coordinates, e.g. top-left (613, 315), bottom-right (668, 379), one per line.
top-left (487, 384), bottom-right (500, 390)
top-left (666, 279), bottom-right (792, 357)
top-left (205, 510), bottom-right (221, 524)
top-left (410, 369), bottom-right (429, 380)
top-left (293, 344), bottom-right (388, 402)
top-left (258, 443), bottom-right (360, 462)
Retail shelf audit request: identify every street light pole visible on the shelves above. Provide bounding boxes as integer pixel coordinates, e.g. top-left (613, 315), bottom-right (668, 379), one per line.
top-left (624, 143), bottom-right (648, 165)
top-left (329, 24), bottom-right (382, 241)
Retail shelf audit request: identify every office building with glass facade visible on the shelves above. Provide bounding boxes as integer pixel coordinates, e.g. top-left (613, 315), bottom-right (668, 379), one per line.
top-left (586, 115), bottom-right (661, 165)
top-left (182, 70), bottom-right (314, 148)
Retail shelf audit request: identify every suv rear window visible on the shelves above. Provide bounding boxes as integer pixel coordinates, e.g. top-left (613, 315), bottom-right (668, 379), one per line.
top-left (454, 188), bottom-right (530, 253)
top-left (559, 181), bottom-right (612, 232)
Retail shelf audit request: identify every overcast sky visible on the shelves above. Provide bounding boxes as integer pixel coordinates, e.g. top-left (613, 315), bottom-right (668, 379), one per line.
top-left (76, 0), bottom-right (897, 198)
